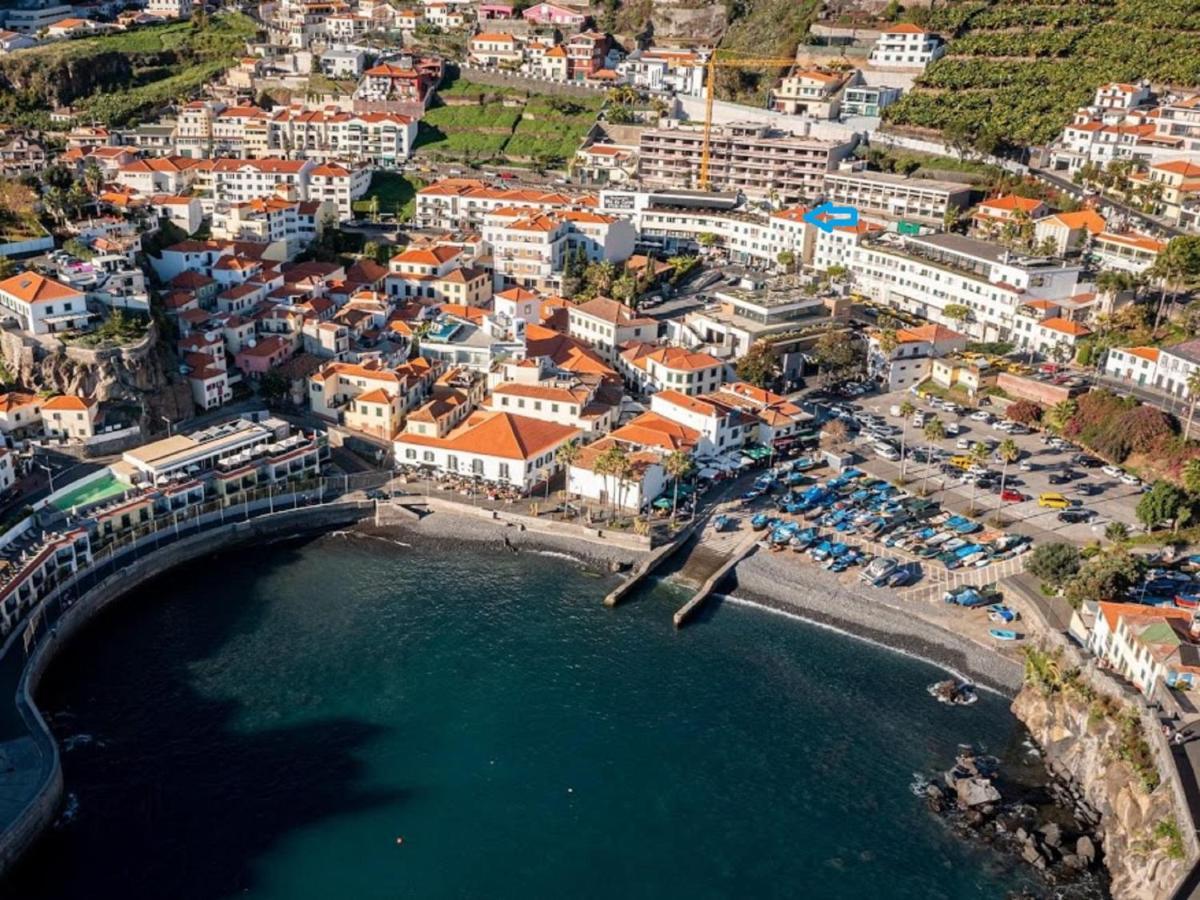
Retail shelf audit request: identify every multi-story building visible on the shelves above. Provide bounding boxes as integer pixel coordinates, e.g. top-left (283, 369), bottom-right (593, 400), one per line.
top-left (822, 169), bottom-right (971, 226)
top-left (115, 156), bottom-right (204, 194)
top-left (848, 232), bottom-right (1082, 344)
top-left (41, 395), bottom-right (98, 440)
top-left (1137, 159), bottom-right (1200, 227)
top-left (619, 344), bottom-right (728, 397)
top-left (770, 69), bottom-right (853, 119)
top-left (210, 157), bottom-right (314, 206)
top-left (268, 107), bottom-right (418, 168)
top-left (1089, 602), bottom-right (1200, 697)
top-left (567, 296), bottom-right (657, 364)
top-left (210, 197), bottom-right (330, 255)
top-left (385, 245), bottom-right (492, 305)
top-left (637, 122), bottom-right (856, 201)
top-left (414, 178), bottom-right (593, 230)
top-left (483, 207), bottom-right (636, 291)
top-left (866, 323), bottom-right (967, 392)
top-left (867, 24), bottom-right (945, 69)
top-left (147, 0), bottom-right (192, 18)
top-left (616, 47), bottom-right (706, 96)
top-left (564, 30), bottom-right (610, 81)
top-left (1033, 209), bottom-right (1108, 256)
top-left (306, 161), bottom-right (371, 217)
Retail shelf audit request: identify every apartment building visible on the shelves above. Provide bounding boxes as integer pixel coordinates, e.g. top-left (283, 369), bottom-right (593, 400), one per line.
top-left (567, 296), bottom-right (657, 364)
top-left (210, 197), bottom-right (330, 254)
top-left (307, 162), bottom-right (371, 217)
top-left (40, 395), bottom-right (98, 440)
top-left (1137, 159), bottom-right (1200, 227)
top-left (867, 24), bottom-right (945, 69)
top-left (385, 245), bottom-right (492, 305)
top-left (486, 358), bottom-right (619, 434)
top-left (638, 122), bottom-right (855, 201)
top-left (268, 107), bottom-right (418, 168)
top-left (309, 360), bottom-right (432, 438)
top-left (822, 170), bottom-right (971, 226)
top-left (1033, 209), bottom-right (1107, 256)
top-left (866, 323), bottom-right (967, 392)
top-left (414, 178), bottom-right (593, 230)
top-left (619, 344), bottom-right (728, 397)
top-left (483, 207), bottom-right (635, 291)
top-left (210, 157), bottom-right (314, 206)
top-left (849, 232), bottom-right (1082, 344)
top-left (469, 32), bottom-right (522, 67)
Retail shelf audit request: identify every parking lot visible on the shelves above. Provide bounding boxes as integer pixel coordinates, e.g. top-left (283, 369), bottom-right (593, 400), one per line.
top-left (816, 387), bottom-right (1145, 546)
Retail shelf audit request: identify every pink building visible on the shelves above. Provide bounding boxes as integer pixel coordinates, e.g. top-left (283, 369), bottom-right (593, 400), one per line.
top-left (234, 336), bottom-right (294, 376)
top-left (478, 3), bottom-right (513, 19)
top-left (521, 2), bottom-right (585, 26)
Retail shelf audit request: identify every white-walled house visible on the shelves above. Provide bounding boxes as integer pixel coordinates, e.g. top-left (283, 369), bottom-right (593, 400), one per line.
top-left (393, 410), bottom-right (579, 489)
top-left (0, 272), bottom-right (90, 335)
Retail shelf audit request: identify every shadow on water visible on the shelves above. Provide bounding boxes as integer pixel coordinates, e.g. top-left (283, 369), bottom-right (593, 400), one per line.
top-left (1, 540), bottom-right (405, 900)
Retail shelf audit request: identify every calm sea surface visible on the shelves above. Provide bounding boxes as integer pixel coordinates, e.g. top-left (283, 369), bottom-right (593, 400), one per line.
top-left (4, 533), bottom-right (1040, 899)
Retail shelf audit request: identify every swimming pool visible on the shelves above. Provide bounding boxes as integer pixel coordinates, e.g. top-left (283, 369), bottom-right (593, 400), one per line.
top-left (51, 472), bottom-right (130, 512)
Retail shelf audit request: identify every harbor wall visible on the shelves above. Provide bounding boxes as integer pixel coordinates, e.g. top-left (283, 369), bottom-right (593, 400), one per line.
top-left (0, 500), bottom-right (371, 877)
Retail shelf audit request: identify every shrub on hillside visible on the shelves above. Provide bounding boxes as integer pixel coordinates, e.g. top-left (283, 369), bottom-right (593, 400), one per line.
top-left (1027, 542), bottom-right (1081, 587)
top-left (1006, 399), bottom-right (1042, 426)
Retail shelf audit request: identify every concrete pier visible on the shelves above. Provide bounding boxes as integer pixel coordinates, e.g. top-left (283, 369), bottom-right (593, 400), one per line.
top-left (603, 520), bottom-right (699, 607)
top-left (673, 537), bottom-right (759, 628)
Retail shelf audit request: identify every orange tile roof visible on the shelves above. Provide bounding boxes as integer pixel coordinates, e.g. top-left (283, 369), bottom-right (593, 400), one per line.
top-left (355, 388), bottom-right (393, 404)
top-left (1127, 346), bottom-right (1160, 363)
top-left (642, 345), bottom-right (724, 372)
top-left (610, 411), bottom-right (699, 452)
top-left (397, 410), bottom-right (579, 460)
top-left (0, 272), bottom-right (81, 305)
top-left (978, 195), bottom-right (1044, 213)
top-left (1039, 317), bottom-right (1091, 337)
top-left (1045, 209), bottom-right (1106, 234)
top-left (41, 394), bottom-right (94, 411)
top-left (1099, 601), bottom-right (1191, 632)
top-left (1097, 231), bottom-right (1167, 254)
top-left (0, 392), bottom-right (39, 413)
top-left (1153, 160), bottom-right (1200, 177)
top-left (894, 323), bottom-right (964, 344)
top-left (884, 23), bottom-right (929, 34)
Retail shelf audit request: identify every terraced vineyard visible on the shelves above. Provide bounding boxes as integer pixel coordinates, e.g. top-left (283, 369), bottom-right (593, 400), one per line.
top-left (884, 0), bottom-right (1200, 146)
top-left (416, 80), bottom-right (602, 166)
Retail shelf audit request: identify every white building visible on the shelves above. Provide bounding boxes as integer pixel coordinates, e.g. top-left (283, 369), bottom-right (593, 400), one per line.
top-left (868, 24), bottom-right (945, 69)
top-left (822, 170), bottom-right (971, 226)
top-left (0, 272), bottom-right (89, 335)
top-left (867, 323), bottom-right (967, 392)
top-left (393, 410), bottom-right (579, 489)
top-left (567, 296), bottom-right (658, 364)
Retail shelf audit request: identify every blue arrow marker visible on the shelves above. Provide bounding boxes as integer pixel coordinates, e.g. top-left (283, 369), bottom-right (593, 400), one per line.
top-left (802, 202), bottom-right (859, 234)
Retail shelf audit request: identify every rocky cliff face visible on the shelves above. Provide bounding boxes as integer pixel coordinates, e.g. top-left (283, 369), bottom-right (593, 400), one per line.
top-left (0, 327), bottom-right (193, 422)
top-left (1013, 684), bottom-right (1190, 900)
top-left (0, 52), bottom-right (134, 110)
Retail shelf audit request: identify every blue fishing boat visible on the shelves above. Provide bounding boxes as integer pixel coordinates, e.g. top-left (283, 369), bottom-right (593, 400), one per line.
top-left (987, 605), bottom-right (1018, 624)
top-left (809, 540), bottom-right (833, 562)
top-left (713, 514), bottom-right (735, 532)
top-left (792, 457), bottom-right (816, 471)
top-left (989, 628), bottom-right (1020, 641)
top-left (954, 520), bottom-right (983, 535)
top-left (751, 512), bottom-right (771, 531)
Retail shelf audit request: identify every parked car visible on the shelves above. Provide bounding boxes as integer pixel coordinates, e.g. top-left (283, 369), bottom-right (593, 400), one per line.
top-left (1058, 509), bottom-right (1096, 524)
top-left (944, 422), bottom-right (961, 436)
top-left (1120, 473), bottom-right (1142, 486)
top-left (1019, 460), bottom-right (1035, 471)
top-left (1038, 492), bottom-right (1070, 509)
top-left (1000, 489), bottom-right (1025, 503)
top-left (1047, 472), bottom-right (1070, 485)
top-left (970, 410), bottom-right (991, 422)
top-left (1102, 465), bottom-right (1123, 478)
top-left (1074, 454), bottom-right (1104, 469)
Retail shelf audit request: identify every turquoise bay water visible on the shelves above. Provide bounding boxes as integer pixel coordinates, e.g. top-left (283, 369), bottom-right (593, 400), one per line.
top-left (6, 534), bottom-right (1038, 899)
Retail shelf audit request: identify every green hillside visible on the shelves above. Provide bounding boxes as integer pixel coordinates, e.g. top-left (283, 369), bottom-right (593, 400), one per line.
top-left (0, 12), bottom-right (259, 127)
top-left (884, 0), bottom-right (1200, 147)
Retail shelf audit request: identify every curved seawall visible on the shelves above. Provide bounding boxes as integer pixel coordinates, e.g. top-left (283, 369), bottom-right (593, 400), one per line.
top-left (0, 500), bottom-right (371, 877)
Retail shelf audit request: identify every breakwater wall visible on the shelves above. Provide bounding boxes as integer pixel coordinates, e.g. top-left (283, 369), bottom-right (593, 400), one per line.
top-left (0, 500), bottom-right (371, 877)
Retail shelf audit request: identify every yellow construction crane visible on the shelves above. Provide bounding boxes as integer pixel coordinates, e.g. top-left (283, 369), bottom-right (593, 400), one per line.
top-left (699, 54), bottom-right (801, 190)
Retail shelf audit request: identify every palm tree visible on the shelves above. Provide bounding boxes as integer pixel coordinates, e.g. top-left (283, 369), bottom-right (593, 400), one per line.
top-left (996, 438), bottom-right (1020, 513)
top-left (968, 441), bottom-right (991, 515)
top-left (921, 417), bottom-right (945, 496)
top-left (663, 449), bottom-right (694, 522)
top-left (1185, 370), bottom-right (1200, 440)
top-left (1046, 399), bottom-right (1077, 433)
top-left (898, 400), bottom-right (915, 481)
top-left (555, 439), bottom-right (581, 506)
top-left (81, 161), bottom-right (104, 197)
top-left (595, 445), bottom-right (630, 519)
top-left (1105, 521), bottom-right (1129, 545)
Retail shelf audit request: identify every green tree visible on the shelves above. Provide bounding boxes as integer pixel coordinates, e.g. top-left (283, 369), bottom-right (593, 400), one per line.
top-left (898, 399), bottom-right (915, 481)
top-left (1045, 398), bottom-right (1077, 433)
top-left (1184, 458), bottom-right (1200, 497)
top-left (812, 330), bottom-right (860, 384)
top-left (259, 369), bottom-right (289, 405)
top-left (776, 249), bottom-right (796, 273)
top-left (1027, 542), bottom-right (1081, 587)
top-left (735, 341), bottom-right (777, 388)
top-left (611, 273), bottom-right (637, 305)
top-left (1105, 521), bottom-right (1129, 545)
top-left (555, 439), bottom-right (581, 505)
top-left (584, 260), bottom-right (616, 296)
top-left (967, 441), bottom-right (991, 515)
top-left (921, 417), bottom-right (945, 495)
top-left (1137, 480), bottom-right (1186, 531)
top-left (664, 449), bottom-right (694, 522)
top-left (1063, 551), bottom-right (1145, 609)
top-left (0, 257), bottom-right (14, 279)
top-left (1186, 370), bottom-right (1200, 440)
top-left (697, 232), bottom-right (716, 248)
top-left (996, 437), bottom-right (1020, 501)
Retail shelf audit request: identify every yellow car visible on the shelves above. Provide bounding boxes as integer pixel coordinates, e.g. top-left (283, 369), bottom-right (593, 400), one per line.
top-left (949, 455), bottom-right (973, 469)
top-left (1038, 492), bottom-right (1069, 509)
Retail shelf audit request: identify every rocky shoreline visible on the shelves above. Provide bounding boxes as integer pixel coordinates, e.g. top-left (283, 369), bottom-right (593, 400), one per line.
top-left (919, 745), bottom-right (1107, 897)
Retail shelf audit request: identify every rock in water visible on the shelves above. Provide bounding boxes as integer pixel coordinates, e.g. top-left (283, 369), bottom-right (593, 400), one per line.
top-left (1038, 822), bottom-right (1063, 848)
top-left (956, 777), bottom-right (1002, 808)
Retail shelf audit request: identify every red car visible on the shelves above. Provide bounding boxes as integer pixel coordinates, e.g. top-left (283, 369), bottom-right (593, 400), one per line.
top-left (1000, 489), bottom-right (1025, 503)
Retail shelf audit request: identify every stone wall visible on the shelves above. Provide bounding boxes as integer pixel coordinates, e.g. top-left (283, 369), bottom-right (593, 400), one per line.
top-left (453, 64), bottom-right (607, 99)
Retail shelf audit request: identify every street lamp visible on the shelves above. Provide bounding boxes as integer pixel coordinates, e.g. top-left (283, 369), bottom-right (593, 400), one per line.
top-left (35, 458), bottom-right (55, 496)
top-left (160, 415), bottom-right (173, 437)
